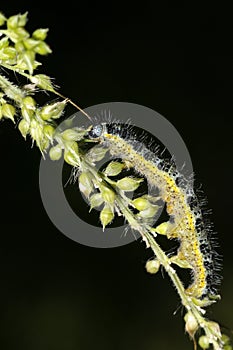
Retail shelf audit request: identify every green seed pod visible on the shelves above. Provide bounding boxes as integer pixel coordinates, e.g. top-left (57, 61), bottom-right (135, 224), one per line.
top-left (100, 204), bottom-right (114, 229)
top-left (132, 197), bottom-right (149, 211)
top-left (89, 193), bottom-right (104, 210)
top-left (145, 259), bottom-right (160, 274)
top-left (1, 103), bottom-right (15, 123)
top-left (104, 161), bottom-right (124, 176)
top-left (184, 312), bottom-right (199, 338)
top-left (18, 119), bottom-right (30, 139)
top-left (116, 177), bottom-right (144, 192)
top-left (32, 28), bottom-right (49, 41)
top-left (49, 144), bottom-right (63, 161)
top-left (86, 146), bottom-right (108, 163)
top-left (64, 142), bottom-right (79, 166)
top-left (40, 100), bottom-right (66, 121)
top-left (62, 128), bottom-right (83, 141)
top-left (198, 335), bottom-right (210, 349)
top-left (34, 41), bottom-right (52, 55)
top-left (78, 172), bottom-right (94, 198)
top-left (100, 184), bottom-right (115, 204)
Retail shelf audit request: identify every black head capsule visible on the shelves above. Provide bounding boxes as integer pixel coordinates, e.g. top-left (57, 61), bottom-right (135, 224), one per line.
top-left (88, 124), bottom-right (104, 139)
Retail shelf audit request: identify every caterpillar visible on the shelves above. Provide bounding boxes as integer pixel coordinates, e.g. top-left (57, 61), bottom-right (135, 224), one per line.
top-left (87, 122), bottom-right (222, 301)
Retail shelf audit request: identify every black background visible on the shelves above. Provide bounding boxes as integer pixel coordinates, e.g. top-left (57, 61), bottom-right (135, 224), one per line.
top-left (0, 2), bottom-right (233, 350)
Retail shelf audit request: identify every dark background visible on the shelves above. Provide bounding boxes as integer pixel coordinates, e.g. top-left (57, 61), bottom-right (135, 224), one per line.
top-left (0, 2), bottom-right (233, 350)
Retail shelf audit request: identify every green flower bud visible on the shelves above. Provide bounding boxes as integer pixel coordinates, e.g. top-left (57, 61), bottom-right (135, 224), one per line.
top-left (132, 197), bottom-right (149, 211)
top-left (138, 204), bottom-right (159, 219)
top-left (30, 119), bottom-right (43, 147)
top-left (86, 146), bottom-right (108, 163)
top-left (1, 103), bottom-right (15, 123)
top-left (14, 41), bottom-right (25, 52)
top-left (49, 144), bottom-right (63, 161)
top-left (89, 193), bottom-right (104, 210)
top-left (30, 74), bottom-right (54, 91)
top-left (43, 124), bottom-right (54, 141)
top-left (40, 100), bottom-right (66, 121)
top-left (0, 37), bottom-right (9, 49)
top-left (184, 312), bottom-right (199, 338)
top-left (6, 27), bottom-right (29, 43)
top-left (7, 12), bottom-right (28, 29)
top-left (100, 204), bottom-right (114, 229)
top-left (145, 259), bottom-right (160, 274)
top-left (0, 47), bottom-right (17, 62)
top-left (0, 12), bottom-right (6, 26)
top-left (104, 161), bottom-right (124, 176)
top-left (116, 177), bottom-right (144, 192)
top-left (78, 172), bottom-right (94, 198)
top-left (154, 222), bottom-right (169, 235)
top-left (21, 96), bottom-right (36, 122)
top-left (222, 334), bottom-right (230, 346)
top-left (32, 28), bottom-right (49, 41)
top-left (62, 128), bottom-right (83, 141)
top-left (100, 184), bottom-right (115, 204)
top-left (64, 142), bottom-right (79, 166)
top-left (18, 119), bottom-right (30, 139)
top-left (23, 38), bottom-right (39, 50)
top-left (34, 41), bottom-right (52, 55)
top-left (198, 335), bottom-right (210, 349)
top-left (21, 50), bottom-right (35, 74)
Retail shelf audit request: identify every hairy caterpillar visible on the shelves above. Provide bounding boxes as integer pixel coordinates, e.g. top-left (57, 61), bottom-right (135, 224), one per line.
top-left (87, 122), bottom-right (221, 301)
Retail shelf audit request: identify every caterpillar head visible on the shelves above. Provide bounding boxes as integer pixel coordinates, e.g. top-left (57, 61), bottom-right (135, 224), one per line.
top-left (88, 124), bottom-right (104, 139)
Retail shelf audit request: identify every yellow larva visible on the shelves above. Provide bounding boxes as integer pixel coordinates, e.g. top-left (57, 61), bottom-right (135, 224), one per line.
top-left (88, 122), bottom-right (221, 300)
